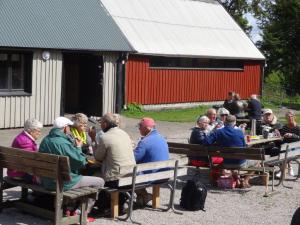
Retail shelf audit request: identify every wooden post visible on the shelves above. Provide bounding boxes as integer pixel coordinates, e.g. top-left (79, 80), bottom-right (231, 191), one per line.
top-left (80, 197), bottom-right (88, 225)
top-left (152, 185), bottom-right (160, 209)
top-left (111, 191), bottom-right (119, 219)
top-left (0, 167), bottom-right (3, 213)
top-left (54, 160), bottom-right (63, 225)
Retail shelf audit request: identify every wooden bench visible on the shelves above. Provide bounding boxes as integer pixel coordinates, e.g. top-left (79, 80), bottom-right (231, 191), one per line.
top-left (106, 159), bottom-right (188, 224)
top-left (265, 141), bottom-right (300, 188)
top-left (168, 142), bottom-right (276, 197)
top-left (0, 146), bottom-right (99, 225)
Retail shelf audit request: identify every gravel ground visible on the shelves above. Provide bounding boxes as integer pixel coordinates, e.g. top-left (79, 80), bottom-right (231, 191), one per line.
top-left (0, 117), bottom-right (299, 225)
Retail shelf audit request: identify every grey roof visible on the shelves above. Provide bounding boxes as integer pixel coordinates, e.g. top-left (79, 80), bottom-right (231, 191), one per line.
top-left (0, 0), bottom-right (132, 51)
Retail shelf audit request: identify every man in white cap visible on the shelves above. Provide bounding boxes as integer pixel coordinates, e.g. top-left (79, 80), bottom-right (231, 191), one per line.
top-left (39, 117), bottom-right (104, 218)
top-left (261, 108), bottom-right (282, 133)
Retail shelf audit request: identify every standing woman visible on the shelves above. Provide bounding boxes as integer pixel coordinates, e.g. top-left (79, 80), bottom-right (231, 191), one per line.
top-left (7, 118), bottom-right (43, 183)
top-left (279, 110), bottom-right (300, 176)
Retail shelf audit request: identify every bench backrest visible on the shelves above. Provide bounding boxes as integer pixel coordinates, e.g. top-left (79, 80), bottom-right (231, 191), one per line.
top-left (0, 146), bottom-right (71, 181)
top-left (279, 141), bottom-right (300, 159)
top-left (168, 142), bottom-right (265, 161)
top-left (117, 159), bottom-right (187, 187)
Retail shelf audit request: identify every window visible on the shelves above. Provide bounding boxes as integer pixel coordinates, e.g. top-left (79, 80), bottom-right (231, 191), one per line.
top-left (0, 52), bottom-right (32, 95)
top-left (149, 56), bottom-right (244, 70)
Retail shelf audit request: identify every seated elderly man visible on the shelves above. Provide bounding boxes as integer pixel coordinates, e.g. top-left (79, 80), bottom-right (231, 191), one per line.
top-left (206, 108), bottom-right (220, 131)
top-left (8, 118), bottom-right (43, 183)
top-left (203, 115), bottom-right (258, 188)
top-left (94, 113), bottom-right (135, 185)
top-left (39, 117), bottom-right (104, 218)
top-left (260, 109), bottom-right (282, 133)
top-left (134, 117), bottom-right (169, 206)
top-left (189, 115), bottom-right (223, 167)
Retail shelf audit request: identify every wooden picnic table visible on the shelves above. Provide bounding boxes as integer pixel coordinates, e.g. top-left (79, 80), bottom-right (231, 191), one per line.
top-left (246, 136), bottom-right (283, 146)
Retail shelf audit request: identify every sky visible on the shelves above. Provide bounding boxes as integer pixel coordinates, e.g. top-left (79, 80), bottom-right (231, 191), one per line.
top-left (246, 13), bottom-right (262, 43)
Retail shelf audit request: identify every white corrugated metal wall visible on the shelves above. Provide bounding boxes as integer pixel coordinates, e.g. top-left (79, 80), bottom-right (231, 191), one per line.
top-left (102, 53), bottom-right (118, 114)
top-left (0, 50), bottom-right (62, 128)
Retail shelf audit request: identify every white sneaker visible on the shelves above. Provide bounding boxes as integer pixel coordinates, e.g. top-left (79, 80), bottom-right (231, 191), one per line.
top-left (288, 167), bottom-right (295, 176)
top-left (275, 171), bottom-right (281, 179)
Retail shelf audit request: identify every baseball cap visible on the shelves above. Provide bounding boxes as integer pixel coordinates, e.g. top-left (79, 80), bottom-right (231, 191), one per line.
top-left (53, 117), bottom-right (74, 128)
top-left (138, 117), bottom-right (155, 128)
top-left (263, 109), bottom-right (273, 115)
top-left (217, 108), bottom-right (229, 116)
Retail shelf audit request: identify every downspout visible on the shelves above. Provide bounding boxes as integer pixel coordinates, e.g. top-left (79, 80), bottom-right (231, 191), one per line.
top-left (260, 60), bottom-right (266, 97)
top-left (115, 52), bottom-right (129, 113)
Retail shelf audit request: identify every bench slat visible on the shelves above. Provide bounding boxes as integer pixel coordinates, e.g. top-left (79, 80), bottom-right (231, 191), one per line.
top-left (119, 160), bottom-right (176, 175)
top-left (0, 146), bottom-right (59, 163)
top-left (118, 167), bottom-right (187, 186)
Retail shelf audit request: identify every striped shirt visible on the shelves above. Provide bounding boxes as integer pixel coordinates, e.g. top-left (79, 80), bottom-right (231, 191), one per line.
top-left (280, 125), bottom-right (300, 142)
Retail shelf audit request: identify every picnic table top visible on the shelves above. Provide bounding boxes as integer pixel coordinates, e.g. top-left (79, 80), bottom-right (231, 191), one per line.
top-left (246, 136), bottom-right (283, 146)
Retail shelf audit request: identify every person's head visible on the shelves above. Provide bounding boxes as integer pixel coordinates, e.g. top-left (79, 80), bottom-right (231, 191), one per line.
top-left (234, 93), bottom-right (240, 100)
top-left (206, 108), bottom-right (217, 122)
top-left (196, 116), bottom-right (210, 130)
top-left (71, 113), bottom-right (88, 132)
top-left (138, 117), bottom-right (155, 136)
top-left (286, 110), bottom-right (296, 125)
top-left (24, 118), bottom-right (43, 140)
top-left (217, 108), bottom-right (230, 122)
top-left (225, 115), bottom-right (236, 127)
top-left (53, 117), bottom-right (74, 134)
top-left (263, 109), bottom-right (274, 124)
top-left (227, 91), bottom-right (235, 100)
top-left (100, 113), bottom-right (119, 132)
top-left (250, 94), bottom-right (257, 100)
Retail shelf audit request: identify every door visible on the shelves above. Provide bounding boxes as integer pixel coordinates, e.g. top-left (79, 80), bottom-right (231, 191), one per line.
top-left (63, 53), bottom-right (103, 116)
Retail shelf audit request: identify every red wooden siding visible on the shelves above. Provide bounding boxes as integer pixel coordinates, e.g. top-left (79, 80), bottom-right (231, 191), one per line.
top-left (125, 56), bottom-right (263, 105)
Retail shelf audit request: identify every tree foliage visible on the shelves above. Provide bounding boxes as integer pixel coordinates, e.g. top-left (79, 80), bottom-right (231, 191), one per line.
top-left (258, 0), bottom-right (300, 95)
top-left (218, 0), bottom-right (252, 33)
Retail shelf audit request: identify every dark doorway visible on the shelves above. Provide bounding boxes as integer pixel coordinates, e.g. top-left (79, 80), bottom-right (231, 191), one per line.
top-left (62, 53), bottom-right (103, 116)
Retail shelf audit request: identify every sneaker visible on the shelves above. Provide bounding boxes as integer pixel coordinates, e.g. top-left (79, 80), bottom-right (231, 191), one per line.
top-left (87, 217), bottom-right (95, 223)
top-left (275, 171), bottom-right (281, 179)
top-left (288, 167), bottom-right (295, 176)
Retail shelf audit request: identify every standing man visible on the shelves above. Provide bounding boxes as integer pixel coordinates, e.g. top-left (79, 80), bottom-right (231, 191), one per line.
top-left (39, 117), bottom-right (104, 215)
top-left (246, 94), bottom-right (262, 120)
top-left (134, 117), bottom-right (169, 206)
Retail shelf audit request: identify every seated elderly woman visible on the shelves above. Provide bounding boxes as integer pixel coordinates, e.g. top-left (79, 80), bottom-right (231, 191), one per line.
top-left (278, 110), bottom-right (300, 177)
top-left (7, 118), bottom-right (43, 183)
top-left (70, 113), bottom-right (93, 155)
top-left (189, 115), bottom-right (223, 167)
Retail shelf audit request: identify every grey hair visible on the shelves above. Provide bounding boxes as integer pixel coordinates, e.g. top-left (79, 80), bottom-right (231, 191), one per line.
top-left (72, 113), bottom-right (88, 126)
top-left (101, 113), bottom-right (120, 127)
top-left (24, 118), bottom-right (43, 132)
top-left (225, 115), bottom-right (236, 126)
top-left (197, 115), bottom-right (210, 123)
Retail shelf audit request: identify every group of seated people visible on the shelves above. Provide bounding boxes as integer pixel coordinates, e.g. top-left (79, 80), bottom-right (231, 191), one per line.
top-left (7, 113), bottom-right (169, 220)
top-left (190, 106), bottom-right (300, 187)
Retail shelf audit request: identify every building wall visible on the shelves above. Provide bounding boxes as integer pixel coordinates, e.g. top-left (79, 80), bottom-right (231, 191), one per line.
top-left (102, 53), bottom-right (118, 114)
top-left (0, 50), bottom-right (62, 128)
top-left (125, 55), bottom-right (263, 105)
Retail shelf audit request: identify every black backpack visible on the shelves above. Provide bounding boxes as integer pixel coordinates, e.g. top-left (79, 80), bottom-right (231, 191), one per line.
top-left (180, 180), bottom-right (207, 211)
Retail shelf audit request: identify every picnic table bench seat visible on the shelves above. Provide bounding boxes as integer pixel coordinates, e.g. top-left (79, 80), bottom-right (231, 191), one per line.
top-left (105, 158), bottom-right (188, 224)
top-left (167, 142), bottom-right (276, 197)
top-left (0, 145), bottom-right (99, 225)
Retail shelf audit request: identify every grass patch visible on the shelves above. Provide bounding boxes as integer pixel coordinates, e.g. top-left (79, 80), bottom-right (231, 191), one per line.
top-left (122, 105), bottom-right (210, 122)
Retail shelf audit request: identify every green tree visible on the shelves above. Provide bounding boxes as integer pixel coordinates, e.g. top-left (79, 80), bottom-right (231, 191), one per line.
top-left (218, 0), bottom-right (253, 34)
top-left (258, 0), bottom-right (300, 95)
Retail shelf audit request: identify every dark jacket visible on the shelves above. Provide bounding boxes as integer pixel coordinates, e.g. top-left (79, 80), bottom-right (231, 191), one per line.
top-left (246, 99), bottom-right (262, 120)
top-left (190, 127), bottom-right (207, 145)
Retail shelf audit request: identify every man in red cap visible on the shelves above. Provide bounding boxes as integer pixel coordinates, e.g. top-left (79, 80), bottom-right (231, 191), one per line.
top-left (134, 117), bottom-right (169, 206)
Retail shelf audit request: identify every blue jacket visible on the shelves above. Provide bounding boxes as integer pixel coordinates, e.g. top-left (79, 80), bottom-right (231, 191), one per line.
top-left (134, 129), bottom-right (169, 164)
top-left (203, 125), bottom-right (246, 165)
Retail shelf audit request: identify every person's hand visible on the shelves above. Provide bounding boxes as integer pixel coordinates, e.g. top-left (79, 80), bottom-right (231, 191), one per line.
top-left (75, 138), bottom-right (83, 147)
top-left (284, 133), bottom-right (293, 138)
top-left (239, 123), bottom-right (247, 129)
top-left (88, 126), bottom-right (96, 142)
